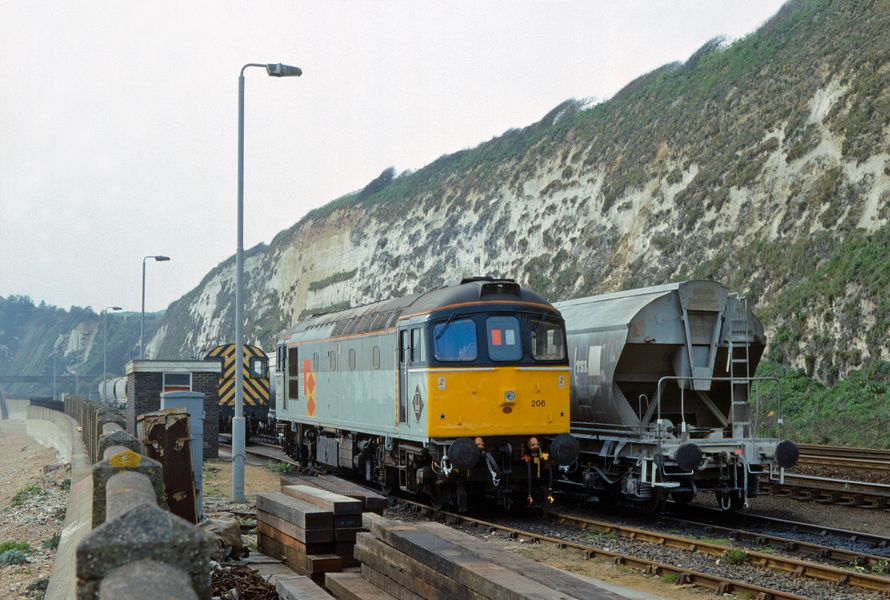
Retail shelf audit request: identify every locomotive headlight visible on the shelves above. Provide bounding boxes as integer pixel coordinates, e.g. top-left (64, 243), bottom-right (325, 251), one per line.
top-left (504, 390), bottom-right (515, 403)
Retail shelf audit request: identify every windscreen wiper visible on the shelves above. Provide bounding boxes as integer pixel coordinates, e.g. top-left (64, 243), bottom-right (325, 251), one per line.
top-left (435, 312), bottom-right (457, 340)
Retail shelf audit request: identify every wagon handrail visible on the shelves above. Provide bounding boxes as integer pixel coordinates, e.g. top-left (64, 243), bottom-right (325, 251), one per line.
top-left (648, 375), bottom-right (783, 442)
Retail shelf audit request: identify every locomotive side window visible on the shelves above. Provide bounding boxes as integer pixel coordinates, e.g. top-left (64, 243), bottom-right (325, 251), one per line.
top-left (287, 347), bottom-right (298, 403)
top-left (372, 346), bottom-right (381, 369)
top-left (348, 348), bottom-right (356, 370)
top-left (433, 319), bottom-right (477, 362)
top-left (313, 352), bottom-right (319, 371)
top-left (530, 318), bottom-right (566, 361)
top-left (329, 349), bottom-right (337, 371)
top-left (410, 328), bottom-right (425, 363)
top-left (486, 316), bottom-right (522, 361)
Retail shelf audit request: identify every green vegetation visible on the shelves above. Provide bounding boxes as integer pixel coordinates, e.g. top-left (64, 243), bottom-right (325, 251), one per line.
top-left (266, 461), bottom-right (296, 475)
top-left (308, 269), bottom-right (359, 292)
top-left (42, 533), bottom-right (61, 550)
top-left (59, 478), bottom-right (71, 492)
top-left (0, 550), bottom-right (28, 566)
top-left (723, 549), bottom-right (750, 565)
top-left (10, 485), bottom-right (43, 508)
top-left (0, 295), bottom-right (157, 396)
top-left (699, 537), bottom-right (730, 546)
top-left (753, 359), bottom-right (890, 448)
top-left (872, 560), bottom-right (889, 576)
top-left (0, 541), bottom-right (33, 555)
top-left (660, 574), bottom-right (679, 584)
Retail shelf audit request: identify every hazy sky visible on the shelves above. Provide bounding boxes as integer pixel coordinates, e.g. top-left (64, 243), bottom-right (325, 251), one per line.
top-left (0, 1), bottom-right (785, 313)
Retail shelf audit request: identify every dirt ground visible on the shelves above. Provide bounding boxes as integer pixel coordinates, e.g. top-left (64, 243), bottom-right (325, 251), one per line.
top-left (511, 543), bottom-right (708, 600)
top-left (0, 421), bottom-right (70, 600)
top-left (202, 457), bottom-right (282, 505)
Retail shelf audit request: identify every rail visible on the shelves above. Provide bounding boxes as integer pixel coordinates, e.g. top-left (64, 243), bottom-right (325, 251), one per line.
top-left (63, 396), bottom-right (215, 599)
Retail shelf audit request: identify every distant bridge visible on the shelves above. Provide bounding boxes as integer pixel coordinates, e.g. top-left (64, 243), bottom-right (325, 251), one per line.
top-left (0, 375), bottom-right (78, 384)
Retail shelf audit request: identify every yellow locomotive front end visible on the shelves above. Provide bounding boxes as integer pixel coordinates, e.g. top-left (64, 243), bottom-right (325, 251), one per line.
top-left (396, 287), bottom-right (579, 510)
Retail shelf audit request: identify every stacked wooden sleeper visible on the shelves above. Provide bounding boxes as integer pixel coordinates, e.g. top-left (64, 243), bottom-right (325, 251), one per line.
top-left (326, 513), bottom-right (625, 600)
top-left (256, 485), bottom-right (363, 583)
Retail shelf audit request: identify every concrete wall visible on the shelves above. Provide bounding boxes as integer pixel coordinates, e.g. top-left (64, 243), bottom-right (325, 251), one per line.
top-left (3, 398), bottom-right (32, 420)
top-left (25, 405), bottom-right (93, 600)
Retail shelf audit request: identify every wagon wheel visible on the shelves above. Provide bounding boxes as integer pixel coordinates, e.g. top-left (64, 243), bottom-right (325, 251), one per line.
top-left (670, 491), bottom-right (695, 506)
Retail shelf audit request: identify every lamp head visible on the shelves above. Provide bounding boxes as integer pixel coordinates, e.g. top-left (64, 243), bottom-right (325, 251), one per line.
top-left (266, 63), bottom-right (302, 77)
top-left (111, 306), bottom-right (122, 311)
top-left (154, 255), bottom-right (171, 262)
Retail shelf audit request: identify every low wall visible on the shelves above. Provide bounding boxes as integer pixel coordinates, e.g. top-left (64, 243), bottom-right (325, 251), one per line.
top-left (25, 405), bottom-right (93, 600)
top-left (4, 398), bottom-right (32, 420)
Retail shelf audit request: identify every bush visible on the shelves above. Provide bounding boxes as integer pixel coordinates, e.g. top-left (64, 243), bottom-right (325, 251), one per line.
top-left (10, 485), bottom-right (43, 507)
top-left (42, 533), bottom-right (61, 550)
top-left (0, 541), bottom-right (32, 554)
top-left (0, 550), bottom-right (28, 566)
top-left (266, 461), bottom-right (296, 474)
top-left (723, 549), bottom-right (750, 565)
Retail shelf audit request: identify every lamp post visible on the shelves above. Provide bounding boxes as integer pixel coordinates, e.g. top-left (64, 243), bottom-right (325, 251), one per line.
top-left (141, 255), bottom-right (170, 359)
top-left (233, 62), bottom-right (302, 502)
top-left (102, 306), bottom-right (122, 404)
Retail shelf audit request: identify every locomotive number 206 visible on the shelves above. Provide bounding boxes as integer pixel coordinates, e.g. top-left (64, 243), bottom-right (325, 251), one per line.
top-left (530, 399), bottom-right (546, 407)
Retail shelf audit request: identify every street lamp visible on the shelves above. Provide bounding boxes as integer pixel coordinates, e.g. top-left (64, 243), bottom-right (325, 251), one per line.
top-left (142, 255), bottom-right (171, 359)
top-left (102, 306), bottom-right (123, 404)
top-left (233, 62), bottom-right (302, 502)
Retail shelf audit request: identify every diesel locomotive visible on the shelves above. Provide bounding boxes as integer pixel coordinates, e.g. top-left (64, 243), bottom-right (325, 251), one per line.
top-left (555, 280), bottom-right (799, 512)
top-left (273, 277), bottom-right (580, 511)
top-left (204, 342), bottom-right (275, 439)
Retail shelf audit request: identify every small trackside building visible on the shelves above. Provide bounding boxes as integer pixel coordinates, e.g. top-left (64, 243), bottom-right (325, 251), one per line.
top-left (125, 360), bottom-right (222, 459)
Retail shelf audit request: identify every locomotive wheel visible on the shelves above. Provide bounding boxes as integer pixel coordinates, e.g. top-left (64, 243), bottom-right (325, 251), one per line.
top-left (380, 466), bottom-right (397, 497)
top-left (427, 484), bottom-right (446, 511)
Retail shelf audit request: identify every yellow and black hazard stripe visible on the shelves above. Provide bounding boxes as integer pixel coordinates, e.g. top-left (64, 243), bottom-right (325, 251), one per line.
top-left (205, 343), bottom-right (270, 408)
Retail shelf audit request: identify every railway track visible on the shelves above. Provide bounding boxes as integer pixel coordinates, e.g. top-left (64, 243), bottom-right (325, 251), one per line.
top-left (653, 511), bottom-right (890, 569)
top-left (762, 473), bottom-right (890, 510)
top-left (539, 508), bottom-right (890, 593)
top-left (797, 444), bottom-right (890, 474)
top-left (667, 505), bottom-right (890, 554)
top-left (396, 498), bottom-right (817, 600)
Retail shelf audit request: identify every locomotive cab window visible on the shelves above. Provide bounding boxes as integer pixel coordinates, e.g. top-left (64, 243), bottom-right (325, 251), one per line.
top-left (251, 357), bottom-right (266, 378)
top-left (433, 318), bottom-right (477, 362)
top-left (372, 346), bottom-right (381, 369)
top-left (486, 316), bottom-right (521, 361)
top-left (530, 318), bottom-right (566, 361)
